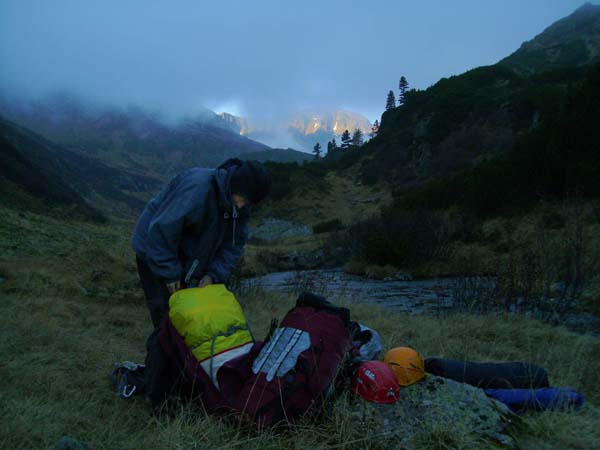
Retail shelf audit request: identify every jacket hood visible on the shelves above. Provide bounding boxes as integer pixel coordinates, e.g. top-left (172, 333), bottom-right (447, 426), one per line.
top-left (214, 158), bottom-right (243, 213)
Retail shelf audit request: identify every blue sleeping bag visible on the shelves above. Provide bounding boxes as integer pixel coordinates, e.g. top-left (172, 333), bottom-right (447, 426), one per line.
top-left (485, 387), bottom-right (584, 412)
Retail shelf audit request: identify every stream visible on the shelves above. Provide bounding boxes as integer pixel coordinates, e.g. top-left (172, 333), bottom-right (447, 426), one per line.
top-left (242, 269), bottom-right (600, 335)
top-left (243, 269), bottom-right (474, 314)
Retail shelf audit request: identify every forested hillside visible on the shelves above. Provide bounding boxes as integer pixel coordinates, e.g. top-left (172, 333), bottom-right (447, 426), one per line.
top-left (309, 4), bottom-right (600, 192)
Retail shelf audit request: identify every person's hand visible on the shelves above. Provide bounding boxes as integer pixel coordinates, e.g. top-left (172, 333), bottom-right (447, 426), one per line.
top-left (166, 280), bottom-right (183, 294)
top-left (198, 275), bottom-right (213, 288)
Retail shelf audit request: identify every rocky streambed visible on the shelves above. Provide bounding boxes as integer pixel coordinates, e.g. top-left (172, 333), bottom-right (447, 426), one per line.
top-left (242, 269), bottom-right (600, 335)
top-left (243, 269), bottom-right (458, 314)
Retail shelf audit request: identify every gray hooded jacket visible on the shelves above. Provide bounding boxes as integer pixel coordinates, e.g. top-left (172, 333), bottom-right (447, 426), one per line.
top-left (131, 159), bottom-right (248, 285)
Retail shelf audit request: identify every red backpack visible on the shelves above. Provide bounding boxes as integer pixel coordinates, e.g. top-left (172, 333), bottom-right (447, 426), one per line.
top-left (219, 292), bottom-right (353, 428)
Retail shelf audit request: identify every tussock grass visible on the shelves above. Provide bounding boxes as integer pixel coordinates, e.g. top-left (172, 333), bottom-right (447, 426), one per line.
top-left (241, 234), bottom-right (328, 277)
top-left (1, 207), bottom-right (599, 449)
top-left (257, 169), bottom-right (391, 227)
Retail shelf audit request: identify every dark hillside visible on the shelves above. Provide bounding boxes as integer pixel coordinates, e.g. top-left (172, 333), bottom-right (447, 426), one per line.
top-left (253, 6), bottom-right (600, 281)
top-left (396, 61), bottom-right (600, 216)
top-left (326, 62), bottom-right (600, 281)
top-left (499, 3), bottom-right (600, 75)
top-left (0, 134), bottom-right (104, 221)
top-left (367, 65), bottom-right (521, 184)
top-left (0, 96), bottom-right (271, 180)
top-left (359, 63), bottom-right (591, 188)
top-left (317, 6), bottom-right (600, 189)
top-left (0, 117), bottom-right (161, 217)
top-left (238, 147), bottom-right (312, 163)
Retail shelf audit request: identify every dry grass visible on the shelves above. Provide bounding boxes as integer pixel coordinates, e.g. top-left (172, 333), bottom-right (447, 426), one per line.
top-left (241, 234), bottom-right (328, 277)
top-left (256, 169), bottom-right (392, 227)
top-left (1, 207), bottom-right (599, 449)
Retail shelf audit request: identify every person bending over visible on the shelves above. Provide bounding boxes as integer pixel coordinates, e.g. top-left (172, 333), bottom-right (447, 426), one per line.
top-left (131, 158), bottom-right (271, 329)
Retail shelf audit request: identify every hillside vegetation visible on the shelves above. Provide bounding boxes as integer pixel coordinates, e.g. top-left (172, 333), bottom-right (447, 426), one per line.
top-left (395, 62), bottom-right (600, 215)
top-left (259, 7), bottom-right (600, 288)
top-left (500, 3), bottom-right (600, 75)
top-left (356, 4), bottom-right (600, 188)
top-left (239, 147), bottom-right (312, 164)
top-left (257, 163), bottom-right (391, 226)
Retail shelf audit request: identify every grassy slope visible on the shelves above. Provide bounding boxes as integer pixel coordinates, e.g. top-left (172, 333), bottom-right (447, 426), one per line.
top-left (241, 234), bottom-right (329, 277)
top-left (242, 168), bottom-right (392, 275)
top-left (1, 205), bottom-right (599, 449)
top-left (257, 169), bottom-right (392, 226)
top-left (415, 200), bottom-right (600, 278)
top-left (239, 148), bottom-right (313, 164)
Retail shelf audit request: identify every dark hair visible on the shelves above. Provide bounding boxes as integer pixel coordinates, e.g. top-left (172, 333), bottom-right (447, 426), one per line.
top-left (230, 161), bottom-right (272, 204)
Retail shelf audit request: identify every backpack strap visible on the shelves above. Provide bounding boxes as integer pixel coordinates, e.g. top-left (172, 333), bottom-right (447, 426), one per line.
top-left (111, 361), bottom-right (146, 399)
top-left (208, 324), bottom-right (254, 384)
top-left (263, 318), bottom-right (279, 343)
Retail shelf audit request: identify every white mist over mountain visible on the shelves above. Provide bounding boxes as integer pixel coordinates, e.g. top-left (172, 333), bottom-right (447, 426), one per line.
top-left (217, 109), bottom-right (373, 152)
top-left (0, 0), bottom-right (584, 128)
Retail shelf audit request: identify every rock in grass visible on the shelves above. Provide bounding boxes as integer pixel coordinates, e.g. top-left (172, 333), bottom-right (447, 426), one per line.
top-left (249, 218), bottom-right (312, 241)
top-left (351, 375), bottom-right (516, 448)
top-left (56, 436), bottom-right (90, 450)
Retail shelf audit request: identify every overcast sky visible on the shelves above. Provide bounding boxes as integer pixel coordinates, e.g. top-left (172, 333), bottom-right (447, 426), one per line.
top-left (0, 0), bottom-right (588, 123)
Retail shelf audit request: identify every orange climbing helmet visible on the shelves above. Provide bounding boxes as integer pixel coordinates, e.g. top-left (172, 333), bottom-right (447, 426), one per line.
top-left (352, 360), bottom-right (400, 404)
top-left (384, 347), bottom-right (426, 386)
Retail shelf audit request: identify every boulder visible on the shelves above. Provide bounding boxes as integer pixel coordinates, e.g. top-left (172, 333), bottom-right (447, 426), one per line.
top-left (350, 375), bottom-right (516, 448)
top-left (276, 250), bottom-right (325, 270)
top-left (56, 436), bottom-right (90, 450)
top-left (249, 218), bottom-right (312, 241)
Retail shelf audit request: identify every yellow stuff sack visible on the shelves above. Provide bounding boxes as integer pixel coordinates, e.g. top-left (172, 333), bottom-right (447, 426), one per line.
top-left (168, 285), bottom-right (253, 362)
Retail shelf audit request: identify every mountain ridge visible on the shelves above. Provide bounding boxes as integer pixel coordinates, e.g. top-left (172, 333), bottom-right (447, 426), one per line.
top-left (345, 4), bottom-right (600, 189)
top-left (218, 109), bottom-right (372, 152)
top-left (499, 2), bottom-right (600, 74)
top-left (0, 95), bottom-right (271, 180)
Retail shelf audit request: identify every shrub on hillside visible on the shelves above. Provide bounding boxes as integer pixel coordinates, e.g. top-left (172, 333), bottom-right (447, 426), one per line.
top-left (364, 264), bottom-right (398, 280)
top-left (343, 259), bottom-right (367, 275)
top-left (313, 218), bottom-right (343, 234)
top-left (392, 62), bottom-right (600, 216)
top-left (263, 162), bottom-right (298, 200)
top-left (338, 207), bottom-right (475, 268)
top-left (263, 161), bottom-right (329, 201)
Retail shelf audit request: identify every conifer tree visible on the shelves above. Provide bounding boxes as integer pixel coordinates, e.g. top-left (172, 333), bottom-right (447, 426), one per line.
top-left (351, 129), bottom-right (364, 146)
top-left (331, 137), bottom-right (337, 149)
top-left (340, 130), bottom-right (352, 149)
top-left (327, 140), bottom-right (333, 154)
top-left (398, 76), bottom-right (409, 105)
top-left (312, 142), bottom-right (322, 159)
top-left (370, 120), bottom-right (380, 138)
top-left (385, 90), bottom-right (396, 110)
